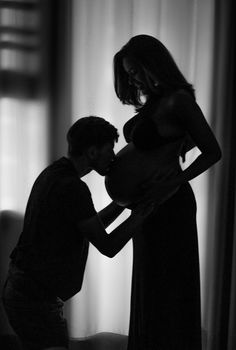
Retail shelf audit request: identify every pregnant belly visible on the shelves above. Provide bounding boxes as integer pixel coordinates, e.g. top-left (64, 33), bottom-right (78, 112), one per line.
top-left (105, 141), bottom-right (181, 206)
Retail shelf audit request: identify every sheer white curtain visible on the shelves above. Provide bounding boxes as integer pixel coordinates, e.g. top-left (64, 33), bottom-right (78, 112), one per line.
top-left (0, 98), bottom-right (49, 213)
top-left (68, 0), bottom-right (216, 339)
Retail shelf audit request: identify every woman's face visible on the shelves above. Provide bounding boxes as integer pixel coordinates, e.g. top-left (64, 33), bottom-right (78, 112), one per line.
top-left (122, 56), bottom-right (156, 95)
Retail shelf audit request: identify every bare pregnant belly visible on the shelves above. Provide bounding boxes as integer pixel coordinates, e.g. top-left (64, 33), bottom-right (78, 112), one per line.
top-left (105, 142), bottom-right (181, 206)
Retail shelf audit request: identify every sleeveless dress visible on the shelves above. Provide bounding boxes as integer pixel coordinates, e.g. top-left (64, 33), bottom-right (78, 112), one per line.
top-left (125, 106), bottom-right (202, 350)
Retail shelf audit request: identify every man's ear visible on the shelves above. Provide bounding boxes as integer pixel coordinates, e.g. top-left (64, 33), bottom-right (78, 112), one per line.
top-left (86, 145), bottom-right (98, 160)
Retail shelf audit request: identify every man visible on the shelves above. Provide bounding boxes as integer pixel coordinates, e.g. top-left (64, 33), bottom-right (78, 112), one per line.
top-left (2, 116), bottom-right (147, 350)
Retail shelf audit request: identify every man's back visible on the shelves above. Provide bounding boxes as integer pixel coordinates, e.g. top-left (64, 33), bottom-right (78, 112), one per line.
top-left (10, 157), bottom-right (96, 301)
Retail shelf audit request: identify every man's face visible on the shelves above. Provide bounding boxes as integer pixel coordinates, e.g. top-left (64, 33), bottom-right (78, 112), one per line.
top-left (91, 142), bottom-right (115, 176)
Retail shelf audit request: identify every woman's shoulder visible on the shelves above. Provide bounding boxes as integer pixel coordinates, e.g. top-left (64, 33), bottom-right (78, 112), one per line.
top-left (170, 88), bottom-right (195, 103)
top-left (166, 89), bottom-right (197, 113)
top-left (144, 89), bottom-right (194, 114)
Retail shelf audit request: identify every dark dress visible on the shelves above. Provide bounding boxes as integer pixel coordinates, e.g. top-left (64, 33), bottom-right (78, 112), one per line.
top-left (125, 106), bottom-right (202, 350)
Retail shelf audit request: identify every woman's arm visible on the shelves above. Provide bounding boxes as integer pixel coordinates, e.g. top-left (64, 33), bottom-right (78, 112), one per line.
top-left (142, 91), bottom-right (222, 205)
top-left (181, 134), bottom-right (196, 158)
top-left (172, 91), bottom-right (222, 186)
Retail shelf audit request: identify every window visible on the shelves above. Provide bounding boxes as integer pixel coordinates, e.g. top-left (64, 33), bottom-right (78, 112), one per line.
top-left (0, 0), bottom-right (42, 97)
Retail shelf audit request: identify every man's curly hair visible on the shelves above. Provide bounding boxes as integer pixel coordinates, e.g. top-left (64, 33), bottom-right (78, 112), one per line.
top-left (67, 116), bottom-right (119, 157)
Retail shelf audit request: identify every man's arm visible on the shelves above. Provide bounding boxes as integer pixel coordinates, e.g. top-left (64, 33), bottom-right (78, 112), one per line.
top-left (97, 201), bottom-right (125, 228)
top-left (77, 211), bottom-right (143, 258)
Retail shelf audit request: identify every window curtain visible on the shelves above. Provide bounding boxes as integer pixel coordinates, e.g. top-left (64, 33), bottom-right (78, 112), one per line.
top-left (0, 0), bottom-right (72, 338)
top-left (203, 0), bottom-right (236, 349)
top-left (0, 0), bottom-right (71, 214)
top-left (0, 0), bottom-right (50, 213)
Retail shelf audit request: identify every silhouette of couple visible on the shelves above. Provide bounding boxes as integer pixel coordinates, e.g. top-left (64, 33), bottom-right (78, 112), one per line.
top-left (2, 35), bottom-right (221, 350)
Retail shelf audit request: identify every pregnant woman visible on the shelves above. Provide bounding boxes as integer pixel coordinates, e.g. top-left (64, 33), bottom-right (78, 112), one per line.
top-left (106, 35), bottom-right (222, 349)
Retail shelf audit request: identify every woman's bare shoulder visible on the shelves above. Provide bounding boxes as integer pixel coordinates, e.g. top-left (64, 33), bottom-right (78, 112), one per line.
top-left (168, 89), bottom-right (196, 108)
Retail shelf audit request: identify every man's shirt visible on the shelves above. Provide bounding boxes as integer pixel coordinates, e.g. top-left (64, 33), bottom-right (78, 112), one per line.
top-left (10, 157), bottom-right (96, 301)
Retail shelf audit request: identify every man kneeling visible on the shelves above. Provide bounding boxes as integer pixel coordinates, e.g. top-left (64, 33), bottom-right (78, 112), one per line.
top-left (2, 116), bottom-right (149, 350)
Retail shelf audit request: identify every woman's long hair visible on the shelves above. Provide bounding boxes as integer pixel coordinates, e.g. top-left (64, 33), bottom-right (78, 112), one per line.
top-left (114, 34), bottom-right (195, 108)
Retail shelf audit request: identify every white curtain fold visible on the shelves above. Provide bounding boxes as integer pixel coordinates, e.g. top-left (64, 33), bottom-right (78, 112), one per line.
top-left (0, 97), bottom-right (49, 213)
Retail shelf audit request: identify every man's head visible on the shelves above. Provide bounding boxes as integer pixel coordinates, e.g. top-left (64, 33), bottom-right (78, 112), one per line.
top-left (67, 116), bottom-right (119, 175)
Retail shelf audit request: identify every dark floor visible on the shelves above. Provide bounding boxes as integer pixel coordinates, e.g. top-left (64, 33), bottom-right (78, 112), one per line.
top-left (0, 332), bottom-right (128, 350)
top-left (70, 333), bottom-right (128, 350)
top-left (0, 330), bottom-right (207, 349)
